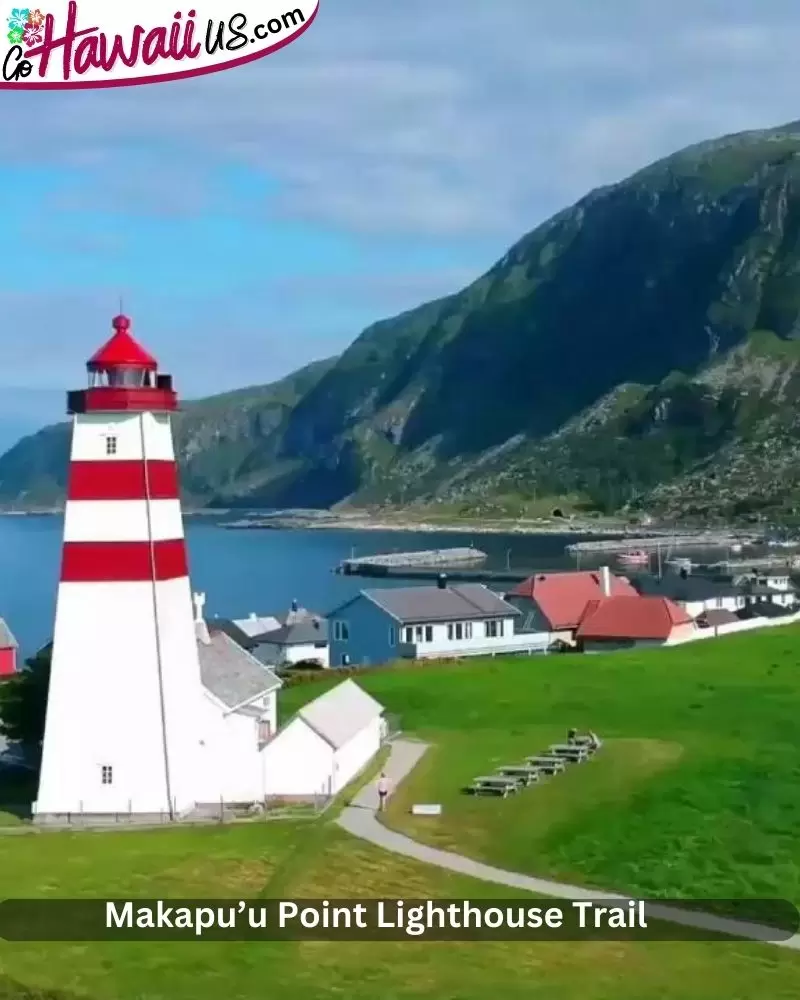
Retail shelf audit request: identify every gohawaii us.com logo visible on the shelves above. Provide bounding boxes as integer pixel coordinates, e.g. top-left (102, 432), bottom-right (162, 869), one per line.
top-left (1, 0), bottom-right (318, 88)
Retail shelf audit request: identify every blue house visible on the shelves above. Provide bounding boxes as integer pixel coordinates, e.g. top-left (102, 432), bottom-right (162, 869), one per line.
top-left (327, 581), bottom-right (548, 667)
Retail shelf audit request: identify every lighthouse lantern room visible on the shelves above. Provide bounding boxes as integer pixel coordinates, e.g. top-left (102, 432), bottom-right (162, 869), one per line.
top-left (34, 314), bottom-right (203, 823)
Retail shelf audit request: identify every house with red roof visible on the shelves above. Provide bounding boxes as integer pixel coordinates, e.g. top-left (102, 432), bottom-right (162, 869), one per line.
top-left (575, 595), bottom-right (696, 651)
top-left (505, 567), bottom-right (638, 643)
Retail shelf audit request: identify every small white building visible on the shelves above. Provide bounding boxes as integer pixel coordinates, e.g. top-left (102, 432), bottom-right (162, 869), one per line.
top-left (194, 614), bottom-right (283, 806)
top-left (232, 601), bottom-right (329, 668)
top-left (261, 680), bottom-right (385, 799)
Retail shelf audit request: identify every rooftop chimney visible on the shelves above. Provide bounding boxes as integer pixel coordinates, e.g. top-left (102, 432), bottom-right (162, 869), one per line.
top-left (192, 591), bottom-right (211, 644)
top-left (600, 565), bottom-right (611, 598)
top-left (437, 573), bottom-right (447, 590)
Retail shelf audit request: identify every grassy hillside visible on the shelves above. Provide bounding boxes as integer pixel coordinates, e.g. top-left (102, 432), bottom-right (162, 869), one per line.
top-left (0, 358), bottom-right (335, 510)
top-left (11, 125), bottom-right (800, 517)
top-left (283, 625), bottom-right (800, 903)
top-left (1, 628), bottom-right (800, 997)
top-left (0, 823), bottom-right (797, 1000)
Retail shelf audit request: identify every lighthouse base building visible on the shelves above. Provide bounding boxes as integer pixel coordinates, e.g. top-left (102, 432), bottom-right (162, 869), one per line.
top-left (33, 316), bottom-right (282, 825)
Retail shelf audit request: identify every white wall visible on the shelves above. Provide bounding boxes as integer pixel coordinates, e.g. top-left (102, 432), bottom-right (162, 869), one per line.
top-left (400, 616), bottom-right (519, 656)
top-left (195, 691), bottom-right (276, 803)
top-left (69, 412), bottom-right (176, 461)
top-left (261, 718), bottom-right (334, 797)
top-left (669, 609), bottom-right (800, 645)
top-left (332, 716), bottom-right (382, 793)
top-left (283, 642), bottom-right (330, 667)
top-left (63, 499), bottom-right (184, 543)
top-left (35, 577), bottom-right (203, 817)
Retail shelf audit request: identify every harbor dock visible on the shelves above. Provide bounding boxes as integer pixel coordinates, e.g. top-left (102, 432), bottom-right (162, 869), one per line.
top-left (336, 565), bottom-right (528, 583)
top-left (337, 547), bottom-right (487, 577)
top-left (566, 533), bottom-right (757, 556)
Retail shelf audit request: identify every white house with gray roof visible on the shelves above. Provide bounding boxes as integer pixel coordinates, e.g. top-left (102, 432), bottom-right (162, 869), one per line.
top-left (260, 679), bottom-right (386, 798)
top-left (327, 581), bottom-right (549, 667)
top-left (232, 601), bottom-right (329, 667)
top-left (193, 602), bottom-right (283, 806)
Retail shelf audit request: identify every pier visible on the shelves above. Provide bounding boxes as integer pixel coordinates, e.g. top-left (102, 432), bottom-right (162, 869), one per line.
top-left (337, 547), bottom-right (487, 577)
top-left (566, 533), bottom-right (757, 556)
top-left (336, 565), bottom-right (529, 583)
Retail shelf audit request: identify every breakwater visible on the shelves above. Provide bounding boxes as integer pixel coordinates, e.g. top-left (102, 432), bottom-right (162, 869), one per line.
top-left (337, 547), bottom-right (487, 575)
top-left (566, 533), bottom-right (756, 555)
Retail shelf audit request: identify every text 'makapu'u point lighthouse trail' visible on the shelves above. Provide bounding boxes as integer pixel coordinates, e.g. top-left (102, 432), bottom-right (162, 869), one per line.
top-left (34, 313), bottom-right (204, 823)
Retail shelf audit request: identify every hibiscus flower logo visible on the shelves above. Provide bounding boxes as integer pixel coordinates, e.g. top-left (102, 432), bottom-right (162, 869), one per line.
top-left (7, 7), bottom-right (46, 45)
top-left (7, 7), bottom-right (29, 31)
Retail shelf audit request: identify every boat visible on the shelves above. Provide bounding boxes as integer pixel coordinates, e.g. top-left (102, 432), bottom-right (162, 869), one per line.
top-left (617, 549), bottom-right (649, 568)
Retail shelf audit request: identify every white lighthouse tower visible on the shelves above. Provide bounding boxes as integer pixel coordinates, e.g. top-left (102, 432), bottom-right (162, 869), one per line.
top-left (34, 314), bottom-right (202, 823)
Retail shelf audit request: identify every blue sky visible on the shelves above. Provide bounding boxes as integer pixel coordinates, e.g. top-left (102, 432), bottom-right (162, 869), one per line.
top-left (2, 0), bottom-right (800, 429)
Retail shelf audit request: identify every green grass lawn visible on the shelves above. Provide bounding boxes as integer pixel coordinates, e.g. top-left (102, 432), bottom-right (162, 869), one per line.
top-left (2, 627), bottom-right (800, 998)
top-left (0, 821), bottom-right (798, 1000)
top-left (283, 625), bottom-right (800, 902)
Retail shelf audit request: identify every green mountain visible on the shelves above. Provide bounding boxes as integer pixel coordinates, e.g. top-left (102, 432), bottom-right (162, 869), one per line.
top-left (8, 119), bottom-right (800, 520)
top-left (0, 359), bottom-right (334, 510)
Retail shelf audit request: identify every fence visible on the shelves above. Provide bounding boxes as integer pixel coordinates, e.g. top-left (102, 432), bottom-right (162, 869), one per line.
top-left (667, 608), bottom-right (800, 646)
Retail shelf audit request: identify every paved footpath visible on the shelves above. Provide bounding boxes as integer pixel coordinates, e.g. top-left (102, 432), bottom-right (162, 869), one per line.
top-left (338, 738), bottom-right (800, 952)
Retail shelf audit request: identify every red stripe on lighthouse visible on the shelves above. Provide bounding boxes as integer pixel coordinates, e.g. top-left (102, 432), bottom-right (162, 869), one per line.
top-left (60, 540), bottom-right (189, 582)
top-left (67, 461), bottom-right (180, 501)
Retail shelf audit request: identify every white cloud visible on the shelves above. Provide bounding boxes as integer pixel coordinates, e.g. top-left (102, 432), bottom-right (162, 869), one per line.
top-left (4, 0), bottom-right (800, 240)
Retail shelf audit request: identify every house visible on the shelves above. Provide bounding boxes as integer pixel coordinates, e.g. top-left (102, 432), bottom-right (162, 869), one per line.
top-left (505, 567), bottom-right (638, 642)
top-left (736, 574), bottom-right (797, 609)
top-left (630, 573), bottom-right (746, 617)
top-left (0, 619), bottom-right (18, 677)
top-left (194, 614), bottom-right (283, 805)
top-left (232, 601), bottom-right (329, 668)
top-left (576, 596), bottom-right (696, 651)
top-left (260, 679), bottom-right (385, 799)
top-left (327, 581), bottom-right (546, 667)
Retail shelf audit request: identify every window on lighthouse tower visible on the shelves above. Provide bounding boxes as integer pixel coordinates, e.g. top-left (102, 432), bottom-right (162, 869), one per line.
top-left (105, 436), bottom-right (117, 456)
top-left (101, 765), bottom-right (113, 785)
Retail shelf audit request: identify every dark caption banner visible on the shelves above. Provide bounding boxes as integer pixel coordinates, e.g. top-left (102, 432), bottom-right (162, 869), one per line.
top-left (0, 899), bottom-right (796, 942)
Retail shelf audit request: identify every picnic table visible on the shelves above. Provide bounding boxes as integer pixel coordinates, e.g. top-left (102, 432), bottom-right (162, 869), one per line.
top-left (525, 756), bottom-right (566, 774)
top-left (467, 775), bottom-right (521, 797)
top-left (495, 765), bottom-right (541, 786)
top-left (550, 743), bottom-right (589, 762)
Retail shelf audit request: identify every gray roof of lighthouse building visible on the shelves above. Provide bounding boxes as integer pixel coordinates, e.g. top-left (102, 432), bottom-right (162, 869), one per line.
top-left (198, 627), bottom-right (282, 711)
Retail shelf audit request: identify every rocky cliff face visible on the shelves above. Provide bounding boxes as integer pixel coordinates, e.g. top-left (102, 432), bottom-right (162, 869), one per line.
top-left (0, 359), bottom-right (334, 510)
top-left (7, 121), bottom-right (800, 520)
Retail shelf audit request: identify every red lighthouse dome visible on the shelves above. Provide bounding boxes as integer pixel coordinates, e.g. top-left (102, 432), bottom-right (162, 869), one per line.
top-left (87, 314), bottom-right (159, 372)
top-left (68, 313), bottom-right (178, 415)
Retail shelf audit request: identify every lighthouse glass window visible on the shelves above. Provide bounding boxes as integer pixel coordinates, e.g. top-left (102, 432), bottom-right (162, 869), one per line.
top-left (105, 436), bottom-right (117, 456)
top-left (101, 765), bottom-right (113, 785)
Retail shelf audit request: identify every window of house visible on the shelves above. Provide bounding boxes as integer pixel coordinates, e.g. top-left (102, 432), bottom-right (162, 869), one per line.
top-left (454, 623), bottom-right (463, 640)
top-left (257, 721), bottom-right (272, 745)
top-left (485, 620), bottom-right (504, 638)
top-left (105, 435), bottom-right (117, 456)
top-left (447, 623), bottom-right (454, 640)
top-left (101, 765), bottom-right (113, 785)
top-left (464, 622), bottom-right (473, 639)
top-left (388, 627), bottom-right (396, 646)
top-left (424, 625), bottom-right (433, 642)
top-left (340, 653), bottom-right (350, 666)
top-left (403, 626), bottom-right (413, 643)
top-left (415, 625), bottom-right (424, 641)
top-left (333, 620), bottom-right (349, 641)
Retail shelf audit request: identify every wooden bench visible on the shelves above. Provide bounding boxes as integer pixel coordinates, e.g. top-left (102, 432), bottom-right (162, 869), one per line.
top-left (467, 776), bottom-right (521, 797)
top-left (496, 765), bottom-right (541, 786)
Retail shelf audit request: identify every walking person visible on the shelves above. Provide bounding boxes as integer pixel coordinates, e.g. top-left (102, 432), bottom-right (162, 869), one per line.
top-left (377, 773), bottom-right (390, 812)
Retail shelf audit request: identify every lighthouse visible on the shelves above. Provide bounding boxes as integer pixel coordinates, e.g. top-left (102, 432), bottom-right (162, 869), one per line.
top-left (34, 314), bottom-right (202, 823)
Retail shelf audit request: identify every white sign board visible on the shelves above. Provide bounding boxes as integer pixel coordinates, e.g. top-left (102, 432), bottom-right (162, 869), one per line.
top-left (411, 804), bottom-right (442, 816)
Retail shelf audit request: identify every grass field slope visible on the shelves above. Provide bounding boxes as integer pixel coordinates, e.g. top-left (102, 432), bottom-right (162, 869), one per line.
top-left (1, 627), bottom-right (800, 999)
